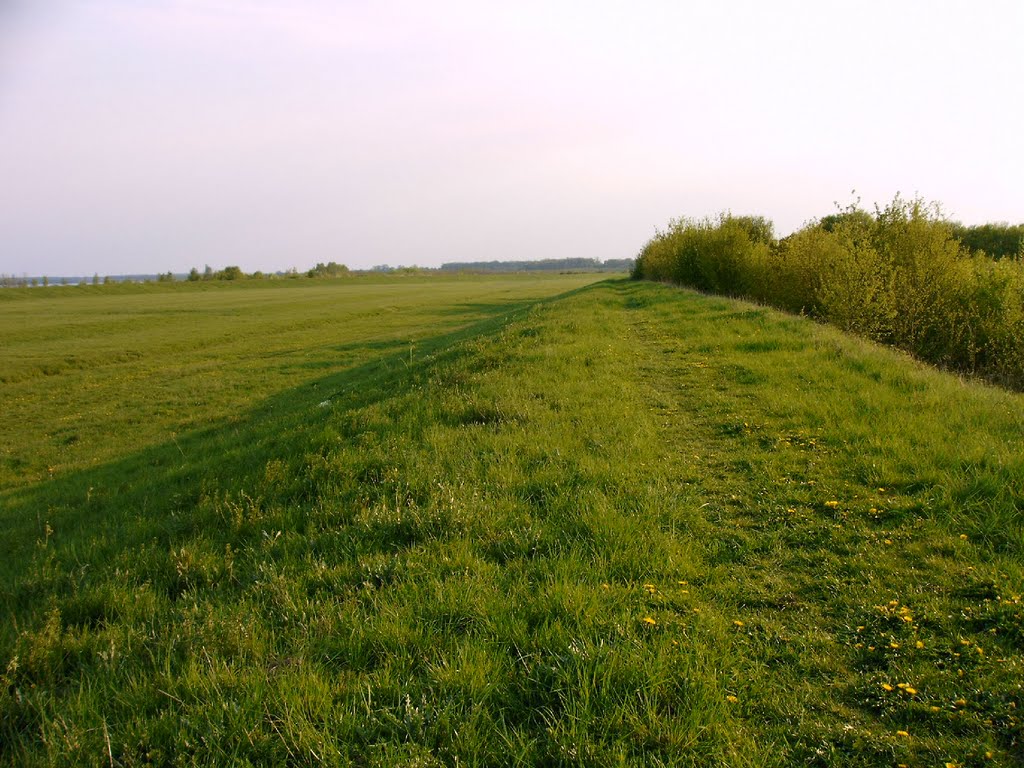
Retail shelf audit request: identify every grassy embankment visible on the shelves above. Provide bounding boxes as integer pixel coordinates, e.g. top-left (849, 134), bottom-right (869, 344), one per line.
top-left (1, 274), bottom-right (1022, 766)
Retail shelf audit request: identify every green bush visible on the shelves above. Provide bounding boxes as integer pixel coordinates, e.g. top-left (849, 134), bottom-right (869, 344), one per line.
top-left (632, 196), bottom-right (1024, 389)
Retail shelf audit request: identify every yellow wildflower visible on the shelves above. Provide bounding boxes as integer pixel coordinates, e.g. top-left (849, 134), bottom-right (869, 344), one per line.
top-left (641, 617), bottom-right (657, 627)
top-left (824, 500), bottom-right (840, 508)
top-left (904, 687), bottom-right (917, 695)
top-left (726, 695), bottom-right (738, 703)
top-left (915, 640), bottom-right (924, 649)
top-left (733, 620), bottom-right (745, 627)
top-left (896, 730), bottom-right (910, 737)
top-left (881, 683), bottom-right (894, 691)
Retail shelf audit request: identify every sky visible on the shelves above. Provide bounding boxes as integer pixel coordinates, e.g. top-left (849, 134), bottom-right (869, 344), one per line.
top-left (1, 1), bottom-right (1022, 276)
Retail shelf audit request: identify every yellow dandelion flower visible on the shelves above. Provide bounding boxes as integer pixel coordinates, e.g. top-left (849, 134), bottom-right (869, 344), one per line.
top-left (904, 687), bottom-right (917, 695)
top-left (824, 500), bottom-right (840, 508)
top-left (726, 695), bottom-right (738, 703)
top-left (897, 683), bottom-right (908, 689)
top-left (869, 507), bottom-right (878, 514)
top-left (641, 616), bottom-right (657, 627)
top-left (890, 641), bottom-right (900, 649)
top-left (601, 583), bottom-right (610, 590)
top-left (856, 625), bottom-right (865, 632)
top-left (915, 640), bottom-right (925, 649)
top-left (954, 698), bottom-right (967, 706)
top-left (930, 706), bottom-right (940, 712)
top-left (976, 646), bottom-right (984, 656)
top-left (854, 642), bottom-right (864, 649)
top-left (881, 683), bottom-right (894, 691)
top-left (986, 751), bottom-right (995, 759)
top-left (733, 620), bottom-right (745, 627)
top-left (896, 730), bottom-right (910, 737)
top-left (901, 615), bottom-right (914, 623)
top-left (884, 539), bottom-right (893, 545)
top-left (946, 763), bottom-right (960, 768)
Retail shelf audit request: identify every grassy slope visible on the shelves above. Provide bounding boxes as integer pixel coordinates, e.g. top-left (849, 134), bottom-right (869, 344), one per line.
top-left (2, 277), bottom-right (1022, 766)
top-left (0, 273), bottom-right (602, 493)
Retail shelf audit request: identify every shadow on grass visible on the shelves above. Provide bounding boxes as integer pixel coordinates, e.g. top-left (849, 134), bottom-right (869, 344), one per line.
top-left (0, 281), bottom-right (610, 638)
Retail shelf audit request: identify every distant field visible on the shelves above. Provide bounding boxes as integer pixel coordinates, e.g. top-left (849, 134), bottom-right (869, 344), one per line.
top-left (2, 275), bottom-right (1022, 766)
top-left (0, 273), bottom-right (604, 493)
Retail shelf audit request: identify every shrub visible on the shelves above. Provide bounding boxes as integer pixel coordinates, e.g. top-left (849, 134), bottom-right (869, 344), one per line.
top-left (632, 196), bottom-right (1024, 389)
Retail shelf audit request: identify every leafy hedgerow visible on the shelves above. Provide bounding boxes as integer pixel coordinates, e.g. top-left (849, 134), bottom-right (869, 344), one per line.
top-left (632, 196), bottom-right (1024, 389)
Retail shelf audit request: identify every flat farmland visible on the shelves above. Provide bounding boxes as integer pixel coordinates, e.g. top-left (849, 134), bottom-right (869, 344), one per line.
top-left (0, 273), bottom-right (604, 493)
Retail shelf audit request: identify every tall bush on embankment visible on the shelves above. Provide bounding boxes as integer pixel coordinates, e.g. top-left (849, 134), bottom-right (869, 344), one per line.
top-left (632, 197), bottom-right (1024, 388)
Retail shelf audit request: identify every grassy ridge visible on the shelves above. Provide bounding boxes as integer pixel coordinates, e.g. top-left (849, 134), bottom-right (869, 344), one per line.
top-left (2, 277), bottom-right (1023, 766)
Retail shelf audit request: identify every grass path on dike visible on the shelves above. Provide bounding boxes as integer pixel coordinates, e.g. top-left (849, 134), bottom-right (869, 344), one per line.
top-left (2, 277), bottom-right (1022, 766)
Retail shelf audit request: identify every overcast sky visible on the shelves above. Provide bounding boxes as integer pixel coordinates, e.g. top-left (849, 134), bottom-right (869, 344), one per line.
top-left (2, 1), bottom-right (1022, 276)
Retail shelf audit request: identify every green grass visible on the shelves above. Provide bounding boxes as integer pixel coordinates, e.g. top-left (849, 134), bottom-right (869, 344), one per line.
top-left (2, 275), bottom-right (1022, 766)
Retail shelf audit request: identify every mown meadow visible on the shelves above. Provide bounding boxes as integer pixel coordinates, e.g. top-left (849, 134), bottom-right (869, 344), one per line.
top-left (1, 274), bottom-right (1022, 766)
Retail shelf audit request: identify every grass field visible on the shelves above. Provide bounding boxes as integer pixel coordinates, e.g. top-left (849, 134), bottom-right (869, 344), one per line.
top-left (2, 274), bottom-right (1022, 766)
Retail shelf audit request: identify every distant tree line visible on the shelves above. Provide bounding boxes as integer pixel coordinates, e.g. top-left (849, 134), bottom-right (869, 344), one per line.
top-left (307, 261), bottom-right (350, 278)
top-left (4, 256), bottom-right (632, 289)
top-left (632, 196), bottom-right (1024, 389)
top-left (950, 222), bottom-right (1024, 260)
top-left (187, 265), bottom-right (247, 281)
top-left (440, 257), bottom-right (633, 273)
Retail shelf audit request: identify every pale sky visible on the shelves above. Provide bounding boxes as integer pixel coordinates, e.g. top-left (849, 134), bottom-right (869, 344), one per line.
top-left (2, 1), bottom-right (1022, 276)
